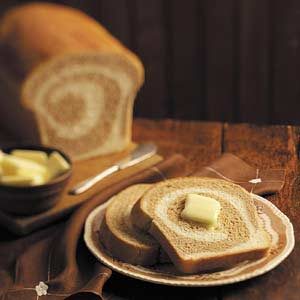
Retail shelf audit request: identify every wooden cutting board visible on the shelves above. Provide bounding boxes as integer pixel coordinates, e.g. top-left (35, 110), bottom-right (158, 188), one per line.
top-left (0, 144), bottom-right (162, 235)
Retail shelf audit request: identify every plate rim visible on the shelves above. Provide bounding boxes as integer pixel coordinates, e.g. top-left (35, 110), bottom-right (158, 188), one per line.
top-left (84, 194), bottom-right (295, 287)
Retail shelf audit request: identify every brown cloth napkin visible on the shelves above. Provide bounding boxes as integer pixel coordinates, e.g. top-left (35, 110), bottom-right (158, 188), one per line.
top-left (193, 153), bottom-right (286, 195)
top-left (0, 153), bottom-right (285, 300)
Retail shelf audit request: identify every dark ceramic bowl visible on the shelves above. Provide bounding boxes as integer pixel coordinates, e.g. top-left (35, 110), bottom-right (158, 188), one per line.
top-left (0, 145), bottom-right (72, 216)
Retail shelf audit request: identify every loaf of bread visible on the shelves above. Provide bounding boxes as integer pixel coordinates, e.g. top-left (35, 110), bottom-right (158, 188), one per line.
top-left (99, 184), bottom-right (169, 265)
top-left (132, 177), bottom-right (271, 274)
top-left (0, 3), bottom-right (144, 160)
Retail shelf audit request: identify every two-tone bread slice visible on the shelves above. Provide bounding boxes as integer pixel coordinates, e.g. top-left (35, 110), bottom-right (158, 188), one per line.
top-left (99, 184), bottom-right (169, 265)
top-left (132, 177), bottom-right (271, 274)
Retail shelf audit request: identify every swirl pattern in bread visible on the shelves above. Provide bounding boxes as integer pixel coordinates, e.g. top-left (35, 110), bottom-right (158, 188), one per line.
top-left (99, 184), bottom-right (169, 265)
top-left (132, 177), bottom-right (271, 273)
top-left (0, 3), bottom-right (144, 160)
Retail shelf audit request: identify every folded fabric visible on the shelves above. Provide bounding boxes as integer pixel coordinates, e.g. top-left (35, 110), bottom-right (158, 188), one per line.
top-left (193, 153), bottom-right (285, 195)
top-left (0, 153), bottom-right (285, 300)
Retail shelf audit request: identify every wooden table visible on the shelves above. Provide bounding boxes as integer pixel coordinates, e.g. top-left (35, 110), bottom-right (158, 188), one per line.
top-left (103, 118), bottom-right (300, 300)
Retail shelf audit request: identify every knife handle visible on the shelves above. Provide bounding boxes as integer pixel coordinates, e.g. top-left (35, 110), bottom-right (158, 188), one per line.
top-left (69, 164), bottom-right (119, 195)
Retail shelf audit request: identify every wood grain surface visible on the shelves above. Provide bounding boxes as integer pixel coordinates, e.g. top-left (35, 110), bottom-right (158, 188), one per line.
top-left (101, 118), bottom-right (299, 299)
top-left (0, 118), bottom-right (298, 298)
top-left (1, 0), bottom-right (300, 124)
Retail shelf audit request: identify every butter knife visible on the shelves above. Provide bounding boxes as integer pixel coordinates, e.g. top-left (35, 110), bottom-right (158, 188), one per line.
top-left (69, 143), bottom-right (157, 195)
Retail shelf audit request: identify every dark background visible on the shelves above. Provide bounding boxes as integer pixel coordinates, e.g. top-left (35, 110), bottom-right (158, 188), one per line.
top-left (1, 0), bottom-right (300, 125)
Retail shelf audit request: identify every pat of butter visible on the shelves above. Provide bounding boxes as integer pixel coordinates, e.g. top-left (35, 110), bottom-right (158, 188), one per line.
top-left (2, 155), bottom-right (48, 177)
top-left (0, 150), bottom-right (70, 187)
top-left (181, 194), bottom-right (221, 228)
top-left (1, 175), bottom-right (33, 186)
top-left (0, 150), bottom-right (3, 174)
top-left (48, 151), bottom-right (70, 179)
top-left (17, 168), bottom-right (47, 185)
top-left (11, 149), bottom-right (48, 165)
top-left (0, 150), bottom-right (3, 177)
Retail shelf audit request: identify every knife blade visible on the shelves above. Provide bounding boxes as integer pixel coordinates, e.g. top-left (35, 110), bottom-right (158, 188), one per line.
top-left (69, 143), bottom-right (157, 195)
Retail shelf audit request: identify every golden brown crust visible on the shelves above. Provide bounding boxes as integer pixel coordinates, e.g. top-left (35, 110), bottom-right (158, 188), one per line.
top-left (0, 2), bottom-right (144, 84)
top-left (99, 184), bottom-right (168, 266)
top-left (99, 214), bottom-right (159, 266)
top-left (131, 197), bottom-right (153, 231)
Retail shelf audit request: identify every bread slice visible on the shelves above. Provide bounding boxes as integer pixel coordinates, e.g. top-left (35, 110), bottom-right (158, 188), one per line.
top-left (132, 177), bottom-right (271, 274)
top-left (99, 184), bottom-right (169, 265)
top-left (0, 3), bottom-right (144, 161)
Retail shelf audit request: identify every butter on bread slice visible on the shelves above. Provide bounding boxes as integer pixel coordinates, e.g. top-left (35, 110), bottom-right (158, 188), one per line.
top-left (99, 184), bottom-right (169, 265)
top-left (132, 177), bottom-right (271, 274)
top-left (181, 193), bottom-right (221, 229)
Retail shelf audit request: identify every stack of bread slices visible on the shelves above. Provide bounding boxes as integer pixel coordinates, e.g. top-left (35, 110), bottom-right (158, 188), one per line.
top-left (99, 177), bottom-right (271, 274)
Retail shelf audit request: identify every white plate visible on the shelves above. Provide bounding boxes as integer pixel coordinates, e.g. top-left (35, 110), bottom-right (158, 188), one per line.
top-left (84, 195), bottom-right (294, 286)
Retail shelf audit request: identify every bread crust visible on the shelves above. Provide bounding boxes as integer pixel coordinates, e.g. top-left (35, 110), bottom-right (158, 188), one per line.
top-left (99, 213), bottom-right (159, 266)
top-left (131, 195), bottom-right (153, 231)
top-left (99, 184), bottom-right (163, 266)
top-left (0, 3), bottom-right (144, 84)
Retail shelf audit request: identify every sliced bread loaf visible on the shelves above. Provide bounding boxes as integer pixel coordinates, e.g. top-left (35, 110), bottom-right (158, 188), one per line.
top-left (99, 184), bottom-right (169, 265)
top-left (132, 177), bottom-right (271, 274)
top-left (0, 3), bottom-right (144, 160)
